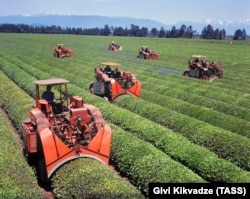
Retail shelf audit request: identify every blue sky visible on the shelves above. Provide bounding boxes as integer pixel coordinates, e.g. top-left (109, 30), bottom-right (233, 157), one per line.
top-left (1, 0), bottom-right (249, 24)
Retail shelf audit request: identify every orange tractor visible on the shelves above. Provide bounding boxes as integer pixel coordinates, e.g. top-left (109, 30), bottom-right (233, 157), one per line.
top-left (137, 46), bottom-right (159, 60)
top-left (183, 55), bottom-right (224, 81)
top-left (22, 78), bottom-right (111, 181)
top-left (89, 62), bottom-right (141, 102)
top-left (54, 44), bottom-right (73, 58)
top-left (108, 41), bottom-right (122, 51)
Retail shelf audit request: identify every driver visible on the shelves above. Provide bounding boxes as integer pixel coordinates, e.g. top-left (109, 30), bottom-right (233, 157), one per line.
top-left (42, 85), bottom-right (63, 114)
top-left (41, 85), bottom-right (55, 102)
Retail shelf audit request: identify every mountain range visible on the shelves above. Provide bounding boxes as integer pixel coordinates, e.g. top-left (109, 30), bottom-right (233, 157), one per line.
top-left (0, 14), bottom-right (249, 35)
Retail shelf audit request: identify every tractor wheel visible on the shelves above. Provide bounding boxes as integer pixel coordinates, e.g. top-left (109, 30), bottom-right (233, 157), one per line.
top-left (89, 83), bottom-right (94, 93)
top-left (183, 71), bottom-right (189, 77)
top-left (38, 158), bottom-right (50, 183)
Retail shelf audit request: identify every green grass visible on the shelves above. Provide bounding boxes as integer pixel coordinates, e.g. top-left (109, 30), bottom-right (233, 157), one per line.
top-left (0, 33), bottom-right (249, 196)
top-left (0, 72), bottom-right (44, 199)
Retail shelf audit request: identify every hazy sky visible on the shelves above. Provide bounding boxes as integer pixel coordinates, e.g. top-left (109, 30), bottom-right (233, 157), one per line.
top-left (1, 0), bottom-right (249, 24)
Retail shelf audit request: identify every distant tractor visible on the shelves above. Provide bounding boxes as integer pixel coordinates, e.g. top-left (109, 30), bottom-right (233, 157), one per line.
top-left (54, 44), bottom-right (73, 58)
top-left (22, 78), bottom-right (111, 181)
top-left (108, 41), bottom-right (122, 51)
top-left (137, 46), bottom-right (159, 60)
top-left (183, 55), bottom-right (223, 81)
top-left (89, 62), bottom-right (141, 102)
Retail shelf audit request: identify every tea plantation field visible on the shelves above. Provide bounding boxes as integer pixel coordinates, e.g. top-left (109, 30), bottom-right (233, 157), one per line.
top-left (0, 33), bottom-right (249, 198)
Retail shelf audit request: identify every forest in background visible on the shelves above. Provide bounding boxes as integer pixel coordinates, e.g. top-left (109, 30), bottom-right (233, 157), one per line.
top-left (0, 23), bottom-right (247, 40)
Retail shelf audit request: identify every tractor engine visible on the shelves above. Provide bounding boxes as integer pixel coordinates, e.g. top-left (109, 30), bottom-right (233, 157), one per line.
top-left (50, 96), bottom-right (100, 148)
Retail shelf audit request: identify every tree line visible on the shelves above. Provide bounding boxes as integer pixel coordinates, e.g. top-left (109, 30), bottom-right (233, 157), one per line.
top-left (0, 23), bottom-right (247, 40)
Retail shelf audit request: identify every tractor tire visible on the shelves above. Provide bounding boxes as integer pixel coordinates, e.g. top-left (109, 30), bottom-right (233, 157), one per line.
top-left (183, 71), bottom-right (189, 77)
top-left (89, 83), bottom-right (94, 93)
top-left (54, 52), bottom-right (59, 58)
top-left (38, 158), bottom-right (50, 183)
